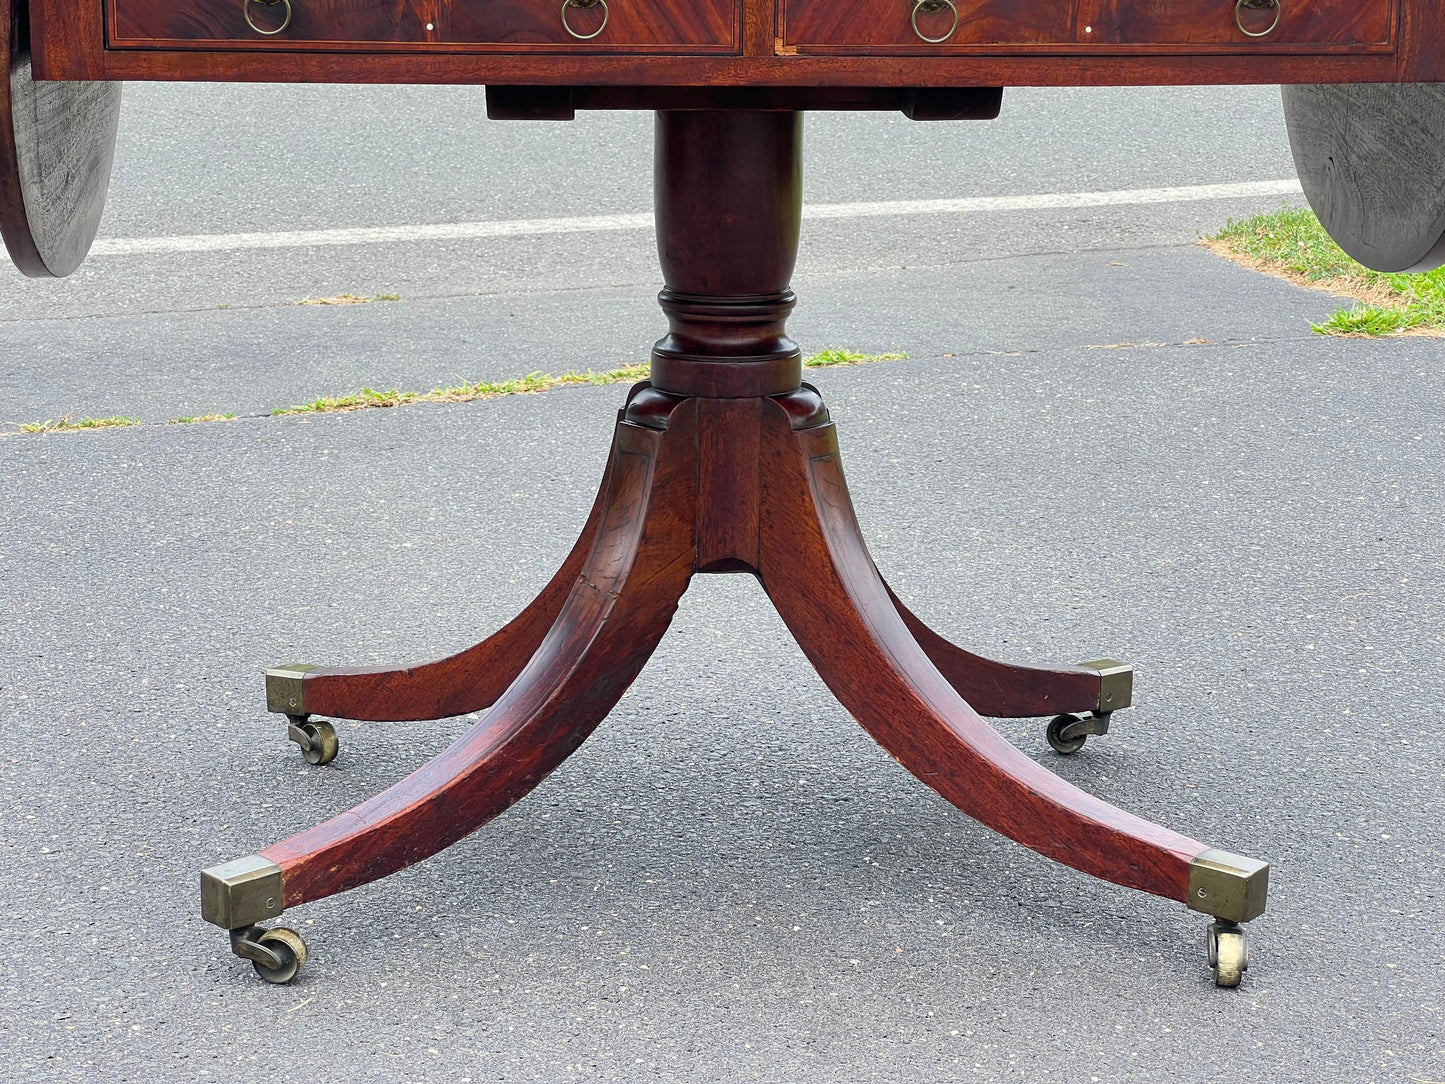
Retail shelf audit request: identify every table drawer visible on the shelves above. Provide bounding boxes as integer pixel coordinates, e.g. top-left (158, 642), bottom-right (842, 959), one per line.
top-left (783, 0), bottom-right (1072, 50)
top-left (1079, 0), bottom-right (1395, 48)
top-left (782, 0), bottom-right (1395, 52)
top-left (107, 0), bottom-right (740, 52)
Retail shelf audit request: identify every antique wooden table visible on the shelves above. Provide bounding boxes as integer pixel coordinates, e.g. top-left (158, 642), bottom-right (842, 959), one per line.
top-left (8, 0), bottom-right (1444, 989)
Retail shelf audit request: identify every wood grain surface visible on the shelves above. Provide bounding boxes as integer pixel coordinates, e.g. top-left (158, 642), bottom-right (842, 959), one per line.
top-left (0, 0), bottom-right (37, 272)
top-left (298, 451), bottom-right (616, 722)
top-left (1079, 0), bottom-right (1393, 47)
top-left (1, 0), bottom-right (120, 278)
top-left (31, 0), bottom-right (1439, 83)
top-left (650, 110), bottom-right (803, 400)
top-left (109, 0), bottom-right (741, 52)
top-left (1396, 0), bottom-right (1445, 80)
top-left (886, 584), bottom-right (1114, 719)
top-left (264, 407), bottom-right (698, 906)
top-left (1284, 82), bottom-right (1445, 272)
top-left (782, 0), bottom-right (1394, 54)
top-left (260, 380), bottom-right (1211, 912)
top-left (783, 0), bottom-right (1075, 51)
top-left (757, 403), bottom-right (1204, 903)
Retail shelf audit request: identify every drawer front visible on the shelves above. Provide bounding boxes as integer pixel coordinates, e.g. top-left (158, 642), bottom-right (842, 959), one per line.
top-left (108, 0), bottom-right (740, 52)
top-left (1079, 0), bottom-right (1395, 47)
top-left (784, 0), bottom-right (1074, 50)
top-left (783, 0), bottom-right (1395, 52)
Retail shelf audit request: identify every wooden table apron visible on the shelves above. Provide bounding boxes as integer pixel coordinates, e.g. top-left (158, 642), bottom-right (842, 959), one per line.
top-left (24, 0), bottom-right (1401, 986)
top-left (25, 0), bottom-right (1445, 84)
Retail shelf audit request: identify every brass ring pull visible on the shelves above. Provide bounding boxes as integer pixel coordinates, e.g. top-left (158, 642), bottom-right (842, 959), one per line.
top-left (561, 0), bottom-right (609, 40)
top-left (911, 0), bottom-right (959, 43)
top-left (1235, 0), bottom-right (1282, 38)
top-left (243, 0), bottom-right (293, 35)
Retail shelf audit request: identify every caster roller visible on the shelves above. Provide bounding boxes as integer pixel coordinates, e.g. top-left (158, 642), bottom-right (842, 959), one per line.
top-left (1046, 714), bottom-right (1087, 754)
top-left (228, 924), bottom-right (309, 984)
top-left (252, 926), bottom-right (308, 984)
top-left (1046, 711), bottom-right (1110, 755)
top-left (287, 715), bottom-right (338, 765)
top-left (1207, 920), bottom-right (1248, 988)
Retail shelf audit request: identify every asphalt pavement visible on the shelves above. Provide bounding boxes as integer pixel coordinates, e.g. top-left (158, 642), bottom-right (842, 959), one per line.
top-left (1, 84), bottom-right (1442, 1083)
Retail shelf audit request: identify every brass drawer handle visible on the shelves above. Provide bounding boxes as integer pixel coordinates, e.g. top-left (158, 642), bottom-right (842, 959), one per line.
top-left (911, 0), bottom-right (958, 44)
top-left (243, 0), bottom-right (293, 35)
top-left (561, 0), bottom-right (610, 40)
top-left (1235, 0), bottom-right (1281, 38)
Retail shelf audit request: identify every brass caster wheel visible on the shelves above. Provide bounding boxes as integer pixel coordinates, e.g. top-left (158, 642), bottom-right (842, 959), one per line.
top-left (1208, 920), bottom-right (1248, 988)
top-left (251, 927), bottom-right (308, 984)
top-left (287, 715), bottom-right (338, 765)
top-left (229, 923), bottom-right (309, 984)
top-left (1046, 714), bottom-right (1088, 754)
top-left (1046, 710), bottom-right (1110, 754)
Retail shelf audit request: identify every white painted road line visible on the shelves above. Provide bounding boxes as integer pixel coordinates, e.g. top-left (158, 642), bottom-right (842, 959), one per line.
top-left (87, 212), bottom-right (655, 257)
top-left (87, 178), bottom-right (1303, 258)
top-left (799, 179), bottom-right (1303, 219)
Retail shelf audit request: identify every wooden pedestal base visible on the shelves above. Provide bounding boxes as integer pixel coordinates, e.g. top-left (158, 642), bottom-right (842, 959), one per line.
top-left (201, 109), bottom-right (1267, 988)
top-left (266, 384), bottom-right (1213, 904)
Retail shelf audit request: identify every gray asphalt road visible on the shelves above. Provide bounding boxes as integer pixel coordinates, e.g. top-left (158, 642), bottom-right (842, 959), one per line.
top-left (0, 83), bottom-right (1288, 339)
top-left (4, 84), bottom-right (1441, 1084)
top-left (1, 83), bottom-right (1302, 418)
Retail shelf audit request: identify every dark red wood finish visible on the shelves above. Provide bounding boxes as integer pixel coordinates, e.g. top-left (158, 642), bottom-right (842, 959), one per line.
top-left (110, 0), bottom-right (741, 52)
top-left (1398, 0), bottom-right (1445, 81)
top-left (105, 0), bottom-right (1397, 56)
top-left (740, 0), bottom-right (1077, 52)
top-left (263, 380), bottom-right (1205, 911)
top-left (264, 412), bottom-right (697, 904)
top-left (295, 450), bottom-right (617, 722)
top-left (247, 110), bottom-right (1222, 922)
top-left (886, 585), bottom-right (1113, 719)
top-left (1077, 0), bottom-right (1394, 48)
top-left (29, 0), bottom-right (1445, 84)
top-left (757, 405), bottom-right (1201, 900)
top-left (651, 110), bottom-right (802, 400)
top-left (784, 0), bottom-right (1394, 53)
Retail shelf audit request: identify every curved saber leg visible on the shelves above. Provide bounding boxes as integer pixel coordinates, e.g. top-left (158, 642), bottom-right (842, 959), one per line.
top-left (757, 403), bottom-right (1239, 905)
top-left (273, 448), bottom-right (619, 724)
top-left (884, 581), bottom-right (1128, 720)
top-left (205, 416), bottom-right (696, 929)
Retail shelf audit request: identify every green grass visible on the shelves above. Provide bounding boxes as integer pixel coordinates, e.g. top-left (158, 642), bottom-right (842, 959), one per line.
top-left (271, 363), bottom-right (654, 416)
top-left (272, 350), bottom-right (909, 417)
top-left (1204, 205), bottom-right (1445, 336)
top-left (169, 413), bottom-right (237, 424)
top-left (17, 415), bottom-right (141, 434)
top-left (9, 348), bottom-right (913, 434)
top-left (805, 347), bottom-right (908, 368)
top-left (274, 386), bottom-right (422, 414)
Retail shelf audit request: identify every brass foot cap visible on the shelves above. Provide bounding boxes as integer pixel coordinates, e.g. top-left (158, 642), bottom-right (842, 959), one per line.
top-left (1188, 848), bottom-right (1269, 924)
top-left (265, 663), bottom-right (319, 716)
top-left (1079, 659), bottom-right (1133, 713)
top-left (201, 855), bottom-right (284, 930)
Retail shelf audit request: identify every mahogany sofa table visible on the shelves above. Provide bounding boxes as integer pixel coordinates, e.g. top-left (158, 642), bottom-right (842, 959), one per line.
top-left (13, 0), bottom-right (1445, 991)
